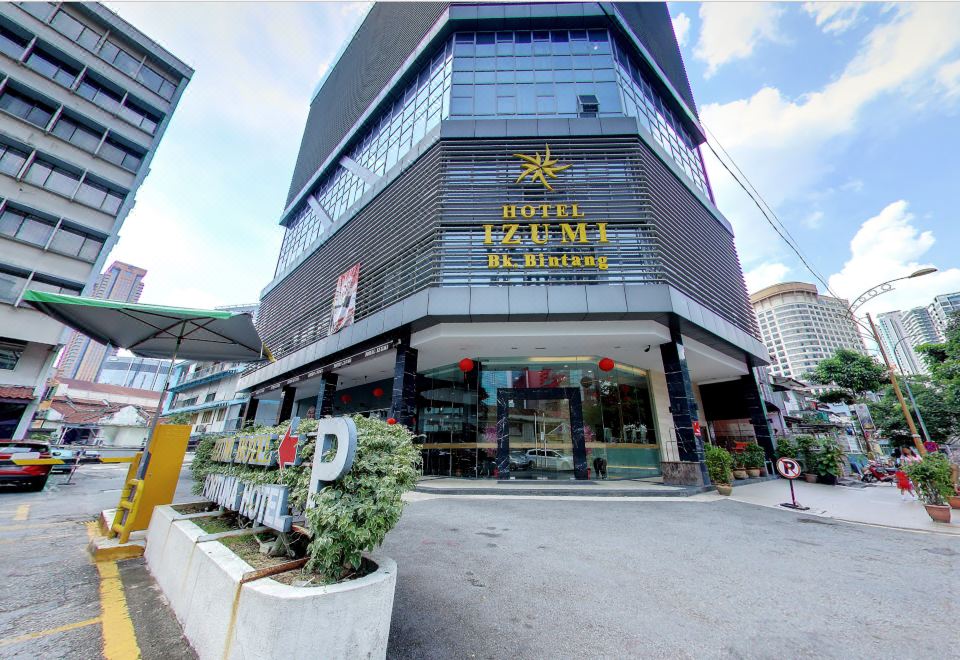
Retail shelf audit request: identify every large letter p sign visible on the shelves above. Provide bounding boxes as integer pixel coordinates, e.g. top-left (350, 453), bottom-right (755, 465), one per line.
top-left (307, 416), bottom-right (358, 507)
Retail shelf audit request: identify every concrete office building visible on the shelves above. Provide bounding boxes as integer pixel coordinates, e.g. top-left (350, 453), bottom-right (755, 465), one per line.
top-left (56, 260), bottom-right (146, 381)
top-left (930, 291), bottom-right (960, 340)
top-left (0, 3), bottom-right (191, 439)
top-left (751, 282), bottom-right (866, 381)
top-left (239, 2), bottom-right (773, 485)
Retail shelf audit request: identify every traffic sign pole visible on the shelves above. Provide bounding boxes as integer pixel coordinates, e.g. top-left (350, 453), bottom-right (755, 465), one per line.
top-left (776, 457), bottom-right (809, 511)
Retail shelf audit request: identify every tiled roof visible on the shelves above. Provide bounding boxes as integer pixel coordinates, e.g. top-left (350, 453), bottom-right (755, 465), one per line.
top-left (48, 398), bottom-right (156, 425)
top-left (0, 385), bottom-right (35, 401)
top-left (57, 378), bottom-right (161, 401)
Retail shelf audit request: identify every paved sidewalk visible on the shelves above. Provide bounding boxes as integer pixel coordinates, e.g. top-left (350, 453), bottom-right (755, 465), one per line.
top-left (414, 476), bottom-right (709, 497)
top-left (727, 478), bottom-right (960, 535)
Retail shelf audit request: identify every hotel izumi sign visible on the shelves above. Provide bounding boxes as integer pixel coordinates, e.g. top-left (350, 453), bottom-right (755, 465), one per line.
top-left (484, 146), bottom-right (609, 271)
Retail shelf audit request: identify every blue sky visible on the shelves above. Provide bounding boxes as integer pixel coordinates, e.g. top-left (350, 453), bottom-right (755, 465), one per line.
top-left (106, 2), bottom-right (960, 320)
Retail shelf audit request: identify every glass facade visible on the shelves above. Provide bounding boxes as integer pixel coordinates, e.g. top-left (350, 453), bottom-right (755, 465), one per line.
top-left (418, 357), bottom-right (660, 479)
top-left (276, 29), bottom-right (708, 275)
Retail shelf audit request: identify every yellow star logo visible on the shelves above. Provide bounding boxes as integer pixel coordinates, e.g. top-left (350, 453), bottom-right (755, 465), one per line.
top-left (513, 145), bottom-right (571, 191)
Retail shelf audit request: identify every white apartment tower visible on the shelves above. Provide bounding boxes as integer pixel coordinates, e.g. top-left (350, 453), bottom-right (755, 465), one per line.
top-left (750, 282), bottom-right (867, 380)
top-left (0, 3), bottom-right (192, 439)
top-left (876, 310), bottom-right (927, 376)
top-left (930, 291), bottom-right (960, 339)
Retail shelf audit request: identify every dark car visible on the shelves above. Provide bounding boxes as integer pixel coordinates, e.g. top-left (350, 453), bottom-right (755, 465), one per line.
top-left (0, 440), bottom-right (53, 491)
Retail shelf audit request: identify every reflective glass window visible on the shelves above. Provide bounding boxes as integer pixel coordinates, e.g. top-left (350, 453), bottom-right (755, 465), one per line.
top-left (0, 143), bottom-right (28, 176)
top-left (0, 87), bottom-right (55, 128)
top-left (0, 25), bottom-right (29, 59)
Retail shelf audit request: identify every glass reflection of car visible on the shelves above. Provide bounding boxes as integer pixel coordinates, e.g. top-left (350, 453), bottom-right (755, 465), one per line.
top-left (0, 441), bottom-right (53, 491)
top-left (509, 451), bottom-right (534, 470)
top-left (527, 449), bottom-right (573, 471)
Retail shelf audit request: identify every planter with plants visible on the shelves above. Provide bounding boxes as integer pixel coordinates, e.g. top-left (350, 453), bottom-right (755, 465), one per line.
top-left (146, 415), bottom-right (421, 659)
top-left (794, 435), bottom-right (818, 481)
top-left (949, 488), bottom-right (960, 510)
top-left (705, 444), bottom-right (734, 495)
top-left (904, 453), bottom-right (954, 523)
top-left (813, 438), bottom-right (845, 486)
top-left (742, 443), bottom-right (765, 478)
top-left (731, 450), bottom-right (748, 480)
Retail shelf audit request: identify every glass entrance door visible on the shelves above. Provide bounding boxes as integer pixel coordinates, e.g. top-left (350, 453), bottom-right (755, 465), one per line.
top-left (496, 387), bottom-right (587, 480)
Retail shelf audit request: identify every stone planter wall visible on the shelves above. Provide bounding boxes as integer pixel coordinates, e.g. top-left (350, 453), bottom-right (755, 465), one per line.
top-left (145, 505), bottom-right (396, 660)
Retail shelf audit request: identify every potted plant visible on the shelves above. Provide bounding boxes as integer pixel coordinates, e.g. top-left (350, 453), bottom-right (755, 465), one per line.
top-left (742, 443), bottom-right (765, 478)
top-left (905, 453), bottom-right (954, 523)
top-left (795, 435), bottom-right (819, 482)
top-left (705, 444), bottom-right (734, 495)
top-left (814, 438), bottom-right (845, 486)
top-left (731, 450), bottom-right (748, 480)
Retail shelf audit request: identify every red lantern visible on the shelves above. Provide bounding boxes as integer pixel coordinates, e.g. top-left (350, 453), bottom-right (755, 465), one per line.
top-left (598, 357), bottom-right (615, 372)
top-left (387, 417), bottom-right (397, 425)
top-left (340, 393), bottom-right (352, 404)
top-left (372, 387), bottom-right (384, 398)
top-left (458, 358), bottom-right (475, 373)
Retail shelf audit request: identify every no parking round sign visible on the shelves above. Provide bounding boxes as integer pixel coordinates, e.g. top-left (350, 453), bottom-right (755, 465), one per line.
top-left (775, 457), bottom-right (801, 479)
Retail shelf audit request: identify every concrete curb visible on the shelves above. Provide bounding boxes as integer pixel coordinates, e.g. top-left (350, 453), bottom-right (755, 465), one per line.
top-left (145, 504), bottom-right (397, 659)
top-left (414, 483), bottom-right (712, 497)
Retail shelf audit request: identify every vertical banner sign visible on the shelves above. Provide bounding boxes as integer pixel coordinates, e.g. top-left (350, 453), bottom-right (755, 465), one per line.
top-left (329, 263), bottom-right (360, 335)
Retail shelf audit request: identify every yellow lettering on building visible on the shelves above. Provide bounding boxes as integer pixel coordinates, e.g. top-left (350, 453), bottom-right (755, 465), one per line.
top-left (520, 205), bottom-right (536, 219)
top-left (502, 205), bottom-right (517, 219)
top-left (597, 222), bottom-right (609, 243)
top-left (530, 224), bottom-right (549, 245)
top-left (571, 204), bottom-right (585, 218)
top-left (560, 223), bottom-right (588, 243)
top-left (483, 224), bottom-right (493, 244)
top-left (501, 224), bottom-right (521, 244)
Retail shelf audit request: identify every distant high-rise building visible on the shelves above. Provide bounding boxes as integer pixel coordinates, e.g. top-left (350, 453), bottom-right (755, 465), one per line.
top-left (56, 261), bottom-right (146, 381)
top-left (750, 282), bottom-right (867, 380)
top-left (877, 310), bottom-right (927, 376)
top-left (930, 291), bottom-right (960, 339)
top-left (0, 3), bottom-right (192, 439)
top-left (96, 354), bottom-right (171, 390)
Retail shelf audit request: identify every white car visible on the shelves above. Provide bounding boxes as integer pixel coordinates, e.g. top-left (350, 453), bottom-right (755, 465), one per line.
top-left (526, 449), bottom-right (573, 472)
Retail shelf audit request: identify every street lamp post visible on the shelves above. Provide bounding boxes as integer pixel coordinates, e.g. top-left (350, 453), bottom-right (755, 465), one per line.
top-left (847, 268), bottom-right (937, 456)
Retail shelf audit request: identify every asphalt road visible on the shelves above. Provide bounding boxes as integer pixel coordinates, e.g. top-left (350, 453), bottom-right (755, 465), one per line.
top-left (382, 496), bottom-right (960, 660)
top-left (0, 463), bottom-right (196, 659)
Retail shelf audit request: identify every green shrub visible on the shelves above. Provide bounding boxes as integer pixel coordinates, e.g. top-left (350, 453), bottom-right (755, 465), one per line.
top-left (704, 444), bottom-right (733, 485)
top-left (794, 435), bottom-right (818, 472)
top-left (813, 438), bottom-right (845, 477)
top-left (742, 443), bottom-right (766, 469)
top-left (305, 416), bottom-right (421, 580)
top-left (905, 453), bottom-right (954, 506)
top-left (775, 436), bottom-right (798, 460)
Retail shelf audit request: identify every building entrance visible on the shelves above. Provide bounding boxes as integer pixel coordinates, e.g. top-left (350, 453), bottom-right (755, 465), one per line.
top-left (496, 387), bottom-right (587, 480)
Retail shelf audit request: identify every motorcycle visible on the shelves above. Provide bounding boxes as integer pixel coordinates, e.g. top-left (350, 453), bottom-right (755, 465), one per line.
top-left (860, 462), bottom-right (895, 483)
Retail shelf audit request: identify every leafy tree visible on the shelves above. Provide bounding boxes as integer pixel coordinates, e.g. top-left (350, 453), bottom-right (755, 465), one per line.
top-left (163, 411), bottom-right (193, 425)
top-left (917, 312), bottom-right (960, 403)
top-left (809, 348), bottom-right (887, 397)
top-left (866, 379), bottom-right (959, 445)
top-left (816, 389), bottom-right (855, 405)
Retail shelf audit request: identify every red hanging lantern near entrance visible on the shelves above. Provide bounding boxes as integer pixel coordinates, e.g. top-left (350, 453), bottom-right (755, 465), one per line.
top-left (387, 417), bottom-right (397, 425)
top-left (598, 357), bottom-right (615, 372)
top-left (340, 393), bottom-right (352, 404)
top-left (372, 387), bottom-right (384, 398)
top-left (458, 358), bottom-right (475, 373)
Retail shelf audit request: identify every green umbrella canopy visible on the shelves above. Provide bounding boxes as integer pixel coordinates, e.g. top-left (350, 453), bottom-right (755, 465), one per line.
top-left (22, 290), bottom-right (271, 363)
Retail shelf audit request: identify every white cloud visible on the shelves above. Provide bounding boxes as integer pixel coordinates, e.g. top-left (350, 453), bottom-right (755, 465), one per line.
top-left (803, 2), bottom-right (862, 34)
top-left (745, 262), bottom-right (791, 294)
top-left (695, 3), bottom-right (783, 77)
top-left (702, 3), bottom-right (960, 273)
top-left (672, 12), bottom-right (691, 48)
top-left (802, 210), bottom-right (825, 229)
top-left (827, 201), bottom-right (960, 317)
top-left (937, 58), bottom-right (960, 99)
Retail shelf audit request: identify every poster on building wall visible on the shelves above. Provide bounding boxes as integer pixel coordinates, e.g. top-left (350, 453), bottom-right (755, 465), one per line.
top-left (329, 263), bottom-right (360, 335)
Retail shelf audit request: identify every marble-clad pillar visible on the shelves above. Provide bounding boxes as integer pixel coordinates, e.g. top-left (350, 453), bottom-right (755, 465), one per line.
top-left (389, 344), bottom-right (418, 429)
top-left (316, 372), bottom-right (338, 417)
top-left (659, 326), bottom-right (709, 486)
top-left (741, 371), bottom-right (776, 464)
top-left (278, 386), bottom-right (296, 425)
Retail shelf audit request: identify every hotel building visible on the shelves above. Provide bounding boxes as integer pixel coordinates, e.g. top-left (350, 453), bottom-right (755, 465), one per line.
top-left (0, 3), bottom-right (190, 439)
top-left (239, 2), bottom-right (773, 485)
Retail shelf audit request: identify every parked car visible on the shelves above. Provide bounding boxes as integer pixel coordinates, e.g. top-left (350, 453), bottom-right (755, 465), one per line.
top-left (49, 448), bottom-right (79, 474)
top-left (0, 441), bottom-right (53, 491)
top-left (527, 448), bottom-right (573, 472)
top-left (79, 450), bottom-right (101, 464)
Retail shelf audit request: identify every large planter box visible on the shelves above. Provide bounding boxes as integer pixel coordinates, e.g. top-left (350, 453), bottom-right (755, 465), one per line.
top-left (145, 505), bottom-right (396, 660)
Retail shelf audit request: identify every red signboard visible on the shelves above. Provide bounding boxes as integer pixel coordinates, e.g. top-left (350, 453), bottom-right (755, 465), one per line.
top-left (329, 263), bottom-right (360, 335)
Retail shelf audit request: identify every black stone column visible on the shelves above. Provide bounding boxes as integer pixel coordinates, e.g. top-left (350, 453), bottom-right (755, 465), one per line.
top-left (241, 398), bottom-right (259, 426)
top-left (660, 326), bottom-right (709, 486)
top-left (389, 345), bottom-right (418, 429)
top-left (741, 371), bottom-right (776, 464)
top-left (278, 386), bottom-right (296, 425)
top-left (316, 372), bottom-right (338, 417)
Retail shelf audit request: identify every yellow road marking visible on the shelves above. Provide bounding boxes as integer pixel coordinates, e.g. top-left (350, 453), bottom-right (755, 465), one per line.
top-left (14, 504), bottom-right (29, 521)
top-left (0, 520), bottom-right (80, 532)
top-left (0, 617), bottom-right (102, 648)
top-left (85, 522), bottom-right (141, 660)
